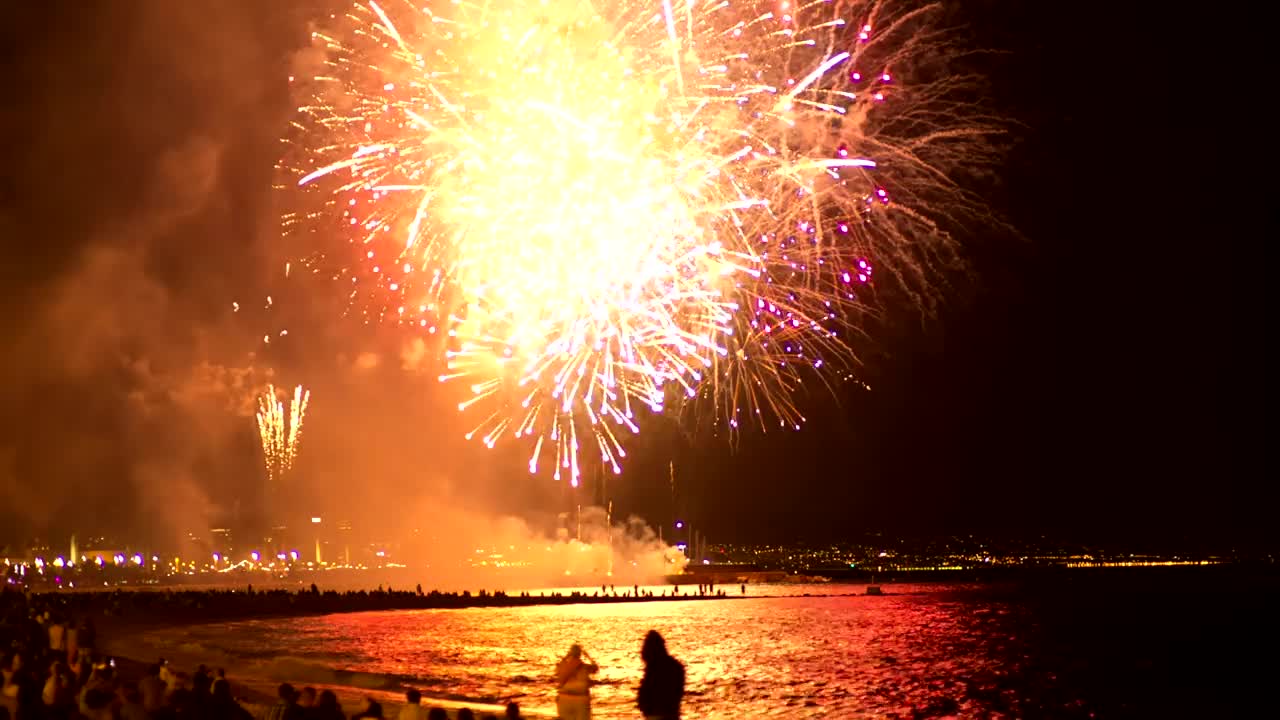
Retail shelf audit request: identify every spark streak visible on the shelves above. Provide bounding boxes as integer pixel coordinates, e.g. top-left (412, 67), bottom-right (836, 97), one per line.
top-left (256, 384), bottom-right (310, 487)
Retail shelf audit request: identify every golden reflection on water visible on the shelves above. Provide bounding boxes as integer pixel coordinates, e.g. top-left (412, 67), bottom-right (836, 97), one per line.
top-left (140, 585), bottom-right (1016, 718)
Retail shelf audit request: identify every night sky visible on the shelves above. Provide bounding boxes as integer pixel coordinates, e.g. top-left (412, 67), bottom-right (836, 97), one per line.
top-left (0, 1), bottom-right (1265, 550)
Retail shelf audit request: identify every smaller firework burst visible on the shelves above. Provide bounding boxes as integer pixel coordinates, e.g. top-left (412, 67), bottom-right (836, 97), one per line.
top-left (255, 383), bottom-right (311, 487)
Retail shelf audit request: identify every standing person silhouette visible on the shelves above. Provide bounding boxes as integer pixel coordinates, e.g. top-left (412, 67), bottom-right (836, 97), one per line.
top-left (637, 631), bottom-right (685, 720)
top-left (554, 643), bottom-right (598, 720)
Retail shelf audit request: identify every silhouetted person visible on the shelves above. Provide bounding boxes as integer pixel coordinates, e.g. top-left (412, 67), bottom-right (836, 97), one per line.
top-left (503, 702), bottom-right (521, 719)
top-left (312, 691), bottom-right (344, 720)
top-left (47, 616), bottom-right (66, 658)
top-left (64, 624), bottom-right (78, 668)
top-left (77, 617), bottom-right (96, 655)
top-left (637, 631), bottom-right (684, 720)
top-left (350, 697), bottom-right (382, 720)
top-left (554, 643), bottom-right (597, 720)
top-left (209, 668), bottom-right (229, 702)
top-left (424, 709), bottom-right (446, 720)
top-left (210, 679), bottom-right (253, 720)
top-left (41, 659), bottom-right (74, 710)
top-left (6, 654), bottom-right (40, 720)
top-left (397, 690), bottom-right (424, 720)
top-left (455, 710), bottom-right (474, 720)
top-left (140, 664), bottom-right (166, 712)
top-left (193, 666), bottom-right (213, 704)
top-left (263, 684), bottom-right (305, 720)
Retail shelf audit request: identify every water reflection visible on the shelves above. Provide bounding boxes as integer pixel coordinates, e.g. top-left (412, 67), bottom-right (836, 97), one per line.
top-left (137, 584), bottom-right (1018, 718)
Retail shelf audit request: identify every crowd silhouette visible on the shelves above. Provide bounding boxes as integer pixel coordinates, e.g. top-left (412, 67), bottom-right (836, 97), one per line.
top-left (1, 584), bottom-right (730, 628)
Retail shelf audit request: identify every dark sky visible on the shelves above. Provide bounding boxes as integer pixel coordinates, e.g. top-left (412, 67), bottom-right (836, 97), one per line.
top-left (0, 1), bottom-right (1266, 550)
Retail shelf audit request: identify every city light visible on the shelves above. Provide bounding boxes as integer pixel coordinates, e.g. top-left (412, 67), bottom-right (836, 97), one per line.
top-left (0, 531), bottom-right (1238, 593)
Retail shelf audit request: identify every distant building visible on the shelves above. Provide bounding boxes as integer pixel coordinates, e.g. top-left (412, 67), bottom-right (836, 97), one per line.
top-left (338, 520), bottom-right (353, 566)
top-left (209, 527), bottom-right (234, 555)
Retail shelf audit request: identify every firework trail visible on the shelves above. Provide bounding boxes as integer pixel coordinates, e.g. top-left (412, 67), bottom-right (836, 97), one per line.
top-left (256, 384), bottom-right (311, 486)
top-left (279, 0), bottom-right (999, 483)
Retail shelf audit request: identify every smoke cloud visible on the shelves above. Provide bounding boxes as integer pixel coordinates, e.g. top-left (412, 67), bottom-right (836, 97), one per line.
top-left (0, 0), bottom-right (689, 575)
top-left (378, 502), bottom-right (686, 591)
top-left (0, 1), bottom-right (332, 549)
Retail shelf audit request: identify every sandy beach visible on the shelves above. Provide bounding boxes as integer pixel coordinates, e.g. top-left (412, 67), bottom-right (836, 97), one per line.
top-left (100, 621), bottom-right (556, 719)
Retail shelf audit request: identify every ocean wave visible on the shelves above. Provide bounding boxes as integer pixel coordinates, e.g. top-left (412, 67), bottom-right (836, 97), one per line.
top-left (242, 655), bottom-right (491, 700)
top-left (129, 635), bottom-right (511, 710)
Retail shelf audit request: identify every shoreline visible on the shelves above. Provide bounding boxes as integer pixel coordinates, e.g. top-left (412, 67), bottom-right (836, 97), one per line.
top-left (99, 650), bottom-right (556, 720)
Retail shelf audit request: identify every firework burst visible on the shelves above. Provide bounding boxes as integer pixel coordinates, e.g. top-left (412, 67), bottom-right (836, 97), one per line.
top-left (279, 0), bottom-right (999, 483)
top-left (256, 384), bottom-right (311, 487)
